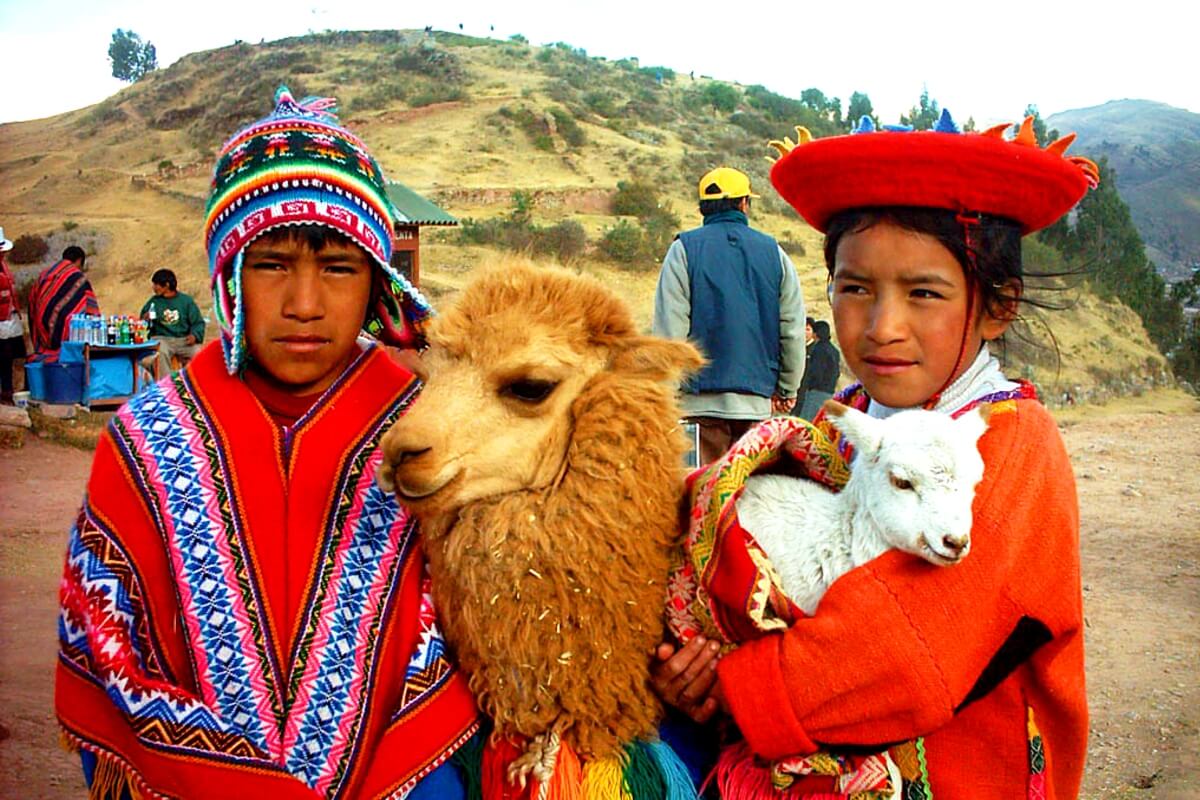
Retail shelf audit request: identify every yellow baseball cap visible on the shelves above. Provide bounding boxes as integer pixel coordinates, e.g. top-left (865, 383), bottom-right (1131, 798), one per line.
top-left (697, 167), bottom-right (760, 200)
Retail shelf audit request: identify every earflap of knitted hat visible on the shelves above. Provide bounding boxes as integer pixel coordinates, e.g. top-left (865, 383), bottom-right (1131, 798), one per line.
top-left (767, 109), bottom-right (1100, 235)
top-left (204, 86), bottom-right (432, 373)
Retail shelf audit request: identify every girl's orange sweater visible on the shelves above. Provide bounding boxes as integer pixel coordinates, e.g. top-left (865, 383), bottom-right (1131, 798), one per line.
top-left (718, 398), bottom-right (1086, 799)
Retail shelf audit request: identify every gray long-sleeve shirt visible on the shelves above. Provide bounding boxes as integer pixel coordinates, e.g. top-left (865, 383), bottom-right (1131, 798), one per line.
top-left (652, 238), bottom-right (806, 420)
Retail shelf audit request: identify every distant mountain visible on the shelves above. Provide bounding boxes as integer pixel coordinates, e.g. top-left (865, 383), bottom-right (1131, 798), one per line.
top-left (1048, 100), bottom-right (1200, 281)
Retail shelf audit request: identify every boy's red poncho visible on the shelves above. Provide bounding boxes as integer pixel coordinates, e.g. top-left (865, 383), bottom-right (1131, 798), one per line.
top-left (56, 342), bottom-right (479, 799)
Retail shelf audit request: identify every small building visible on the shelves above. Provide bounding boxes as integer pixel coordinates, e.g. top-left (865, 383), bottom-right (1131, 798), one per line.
top-left (385, 181), bottom-right (459, 287)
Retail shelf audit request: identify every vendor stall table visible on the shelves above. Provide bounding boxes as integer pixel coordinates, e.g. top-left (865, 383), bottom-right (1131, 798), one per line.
top-left (59, 341), bottom-right (161, 408)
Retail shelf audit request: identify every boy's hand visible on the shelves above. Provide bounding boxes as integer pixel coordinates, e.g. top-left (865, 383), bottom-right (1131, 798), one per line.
top-left (650, 637), bottom-right (723, 724)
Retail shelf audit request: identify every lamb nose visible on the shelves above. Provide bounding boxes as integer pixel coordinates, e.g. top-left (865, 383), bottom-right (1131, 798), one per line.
top-left (942, 534), bottom-right (967, 553)
top-left (397, 447), bottom-right (432, 464)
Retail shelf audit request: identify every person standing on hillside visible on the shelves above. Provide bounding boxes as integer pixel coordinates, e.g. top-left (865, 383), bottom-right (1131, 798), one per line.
top-left (27, 244), bottom-right (99, 360)
top-left (140, 267), bottom-right (205, 374)
top-left (653, 166), bottom-right (806, 464)
top-left (793, 319), bottom-right (841, 419)
top-left (0, 228), bottom-right (27, 404)
top-left (55, 87), bottom-right (479, 799)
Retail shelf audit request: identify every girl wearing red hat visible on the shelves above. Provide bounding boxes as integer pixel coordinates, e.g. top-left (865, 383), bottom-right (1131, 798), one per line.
top-left (655, 111), bottom-right (1098, 799)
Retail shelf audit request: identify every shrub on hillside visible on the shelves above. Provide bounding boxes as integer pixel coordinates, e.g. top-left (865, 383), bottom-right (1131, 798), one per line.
top-left (583, 91), bottom-right (619, 118)
top-left (599, 220), bottom-right (646, 266)
top-left (550, 108), bottom-right (586, 148)
top-left (8, 234), bottom-right (49, 265)
top-left (779, 239), bottom-right (806, 258)
top-left (611, 181), bottom-right (661, 218)
top-left (461, 201), bottom-right (588, 264)
top-left (410, 85), bottom-right (467, 108)
top-left (533, 220), bottom-right (587, 262)
top-left (393, 46), bottom-right (464, 81)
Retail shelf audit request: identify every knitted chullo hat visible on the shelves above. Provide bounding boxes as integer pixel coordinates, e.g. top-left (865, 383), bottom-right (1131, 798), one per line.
top-left (768, 109), bottom-right (1100, 235)
top-left (204, 86), bottom-right (432, 373)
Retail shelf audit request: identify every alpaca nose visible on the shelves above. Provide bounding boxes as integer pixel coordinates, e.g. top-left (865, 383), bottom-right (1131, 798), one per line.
top-left (941, 533), bottom-right (968, 554)
top-left (395, 446), bottom-right (432, 464)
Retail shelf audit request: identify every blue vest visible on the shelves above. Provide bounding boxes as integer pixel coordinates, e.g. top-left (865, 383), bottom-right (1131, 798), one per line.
top-left (679, 210), bottom-right (782, 396)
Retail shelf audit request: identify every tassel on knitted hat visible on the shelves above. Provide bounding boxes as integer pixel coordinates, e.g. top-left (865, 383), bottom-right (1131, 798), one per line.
top-left (203, 85), bottom-right (432, 373)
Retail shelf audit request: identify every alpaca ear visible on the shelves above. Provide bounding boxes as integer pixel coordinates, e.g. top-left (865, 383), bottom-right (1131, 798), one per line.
top-left (610, 337), bottom-right (705, 383)
top-left (824, 401), bottom-right (883, 455)
top-left (954, 403), bottom-right (992, 443)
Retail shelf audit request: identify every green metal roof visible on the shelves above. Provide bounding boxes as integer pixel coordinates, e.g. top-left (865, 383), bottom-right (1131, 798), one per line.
top-left (385, 181), bottom-right (459, 227)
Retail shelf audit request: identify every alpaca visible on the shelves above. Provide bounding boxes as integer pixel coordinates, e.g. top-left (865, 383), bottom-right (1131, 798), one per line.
top-left (377, 259), bottom-right (703, 789)
top-left (736, 399), bottom-right (991, 615)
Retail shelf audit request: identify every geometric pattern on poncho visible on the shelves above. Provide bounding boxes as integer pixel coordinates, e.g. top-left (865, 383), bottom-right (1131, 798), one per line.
top-left (58, 368), bottom-right (457, 798)
top-left (393, 568), bottom-right (455, 720)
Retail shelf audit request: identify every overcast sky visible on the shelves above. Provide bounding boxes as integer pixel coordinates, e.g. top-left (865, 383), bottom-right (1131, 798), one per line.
top-left (0, 0), bottom-right (1188, 126)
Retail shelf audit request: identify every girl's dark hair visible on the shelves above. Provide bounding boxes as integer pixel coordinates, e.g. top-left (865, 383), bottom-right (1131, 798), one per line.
top-left (823, 207), bottom-right (1024, 323)
top-left (823, 207), bottom-right (1075, 368)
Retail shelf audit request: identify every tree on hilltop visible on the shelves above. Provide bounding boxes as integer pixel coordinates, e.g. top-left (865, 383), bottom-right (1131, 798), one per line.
top-left (900, 88), bottom-right (940, 130)
top-left (109, 28), bottom-right (158, 82)
top-left (847, 91), bottom-right (877, 130)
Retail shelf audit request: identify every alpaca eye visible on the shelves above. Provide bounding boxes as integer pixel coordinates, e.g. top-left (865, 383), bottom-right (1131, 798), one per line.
top-left (889, 474), bottom-right (915, 491)
top-left (502, 379), bottom-right (558, 403)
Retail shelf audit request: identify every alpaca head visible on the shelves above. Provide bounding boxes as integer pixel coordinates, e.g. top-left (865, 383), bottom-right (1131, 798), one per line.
top-left (823, 399), bottom-right (991, 565)
top-left (378, 258), bottom-right (703, 518)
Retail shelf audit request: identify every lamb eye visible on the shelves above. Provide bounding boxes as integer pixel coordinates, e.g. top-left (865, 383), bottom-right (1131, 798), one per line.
top-left (889, 474), bottom-right (915, 491)
top-left (502, 379), bottom-right (558, 403)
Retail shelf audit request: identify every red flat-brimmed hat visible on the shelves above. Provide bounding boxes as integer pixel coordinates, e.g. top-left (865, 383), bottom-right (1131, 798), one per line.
top-left (769, 111), bottom-right (1099, 234)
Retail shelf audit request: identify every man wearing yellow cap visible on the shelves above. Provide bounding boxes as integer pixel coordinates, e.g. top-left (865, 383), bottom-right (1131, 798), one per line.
top-left (653, 167), bottom-right (806, 463)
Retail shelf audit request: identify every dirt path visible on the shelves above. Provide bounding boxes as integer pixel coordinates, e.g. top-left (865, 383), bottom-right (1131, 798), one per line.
top-left (1, 406), bottom-right (1197, 798)
top-left (0, 436), bottom-right (93, 798)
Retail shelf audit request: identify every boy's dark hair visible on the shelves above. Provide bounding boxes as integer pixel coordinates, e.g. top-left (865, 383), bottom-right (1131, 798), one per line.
top-left (699, 197), bottom-right (749, 217)
top-left (62, 245), bottom-right (86, 264)
top-left (806, 316), bottom-right (815, 328)
top-left (812, 319), bottom-right (832, 341)
top-left (151, 268), bottom-right (177, 291)
top-left (256, 223), bottom-right (358, 253)
top-left (823, 207), bottom-right (1025, 325)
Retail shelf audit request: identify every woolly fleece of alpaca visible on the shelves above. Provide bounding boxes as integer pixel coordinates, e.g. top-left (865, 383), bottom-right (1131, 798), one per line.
top-left (380, 259), bottom-right (703, 761)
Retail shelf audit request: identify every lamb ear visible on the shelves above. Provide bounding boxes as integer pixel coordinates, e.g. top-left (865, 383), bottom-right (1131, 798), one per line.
top-left (823, 400), bottom-right (883, 455)
top-left (954, 403), bottom-right (992, 444)
top-left (610, 336), bottom-right (705, 383)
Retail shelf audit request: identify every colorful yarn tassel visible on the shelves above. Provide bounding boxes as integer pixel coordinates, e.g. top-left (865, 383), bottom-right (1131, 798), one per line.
top-left (582, 754), bottom-right (632, 800)
top-left (623, 742), bottom-right (667, 800)
top-left (483, 738), bottom-right (531, 800)
top-left (713, 741), bottom-right (780, 800)
top-left (530, 740), bottom-right (584, 800)
top-left (451, 729), bottom-right (488, 800)
top-left (645, 740), bottom-right (700, 800)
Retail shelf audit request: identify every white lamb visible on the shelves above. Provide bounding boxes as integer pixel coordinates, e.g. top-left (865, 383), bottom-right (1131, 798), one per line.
top-left (737, 399), bottom-right (992, 615)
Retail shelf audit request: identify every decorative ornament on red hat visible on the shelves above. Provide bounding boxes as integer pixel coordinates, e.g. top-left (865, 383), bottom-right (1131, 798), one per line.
top-left (768, 109), bottom-right (1099, 235)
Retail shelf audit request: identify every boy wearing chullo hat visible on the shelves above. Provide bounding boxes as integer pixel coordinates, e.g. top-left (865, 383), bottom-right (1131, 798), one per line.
top-left (55, 87), bottom-right (479, 799)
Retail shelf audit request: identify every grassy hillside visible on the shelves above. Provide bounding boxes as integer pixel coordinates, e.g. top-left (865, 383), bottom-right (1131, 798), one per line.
top-left (1048, 100), bottom-right (1200, 281)
top-left (0, 30), bottom-right (1174, 404)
